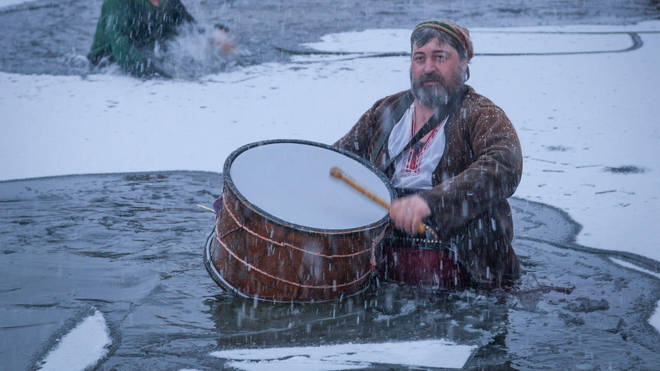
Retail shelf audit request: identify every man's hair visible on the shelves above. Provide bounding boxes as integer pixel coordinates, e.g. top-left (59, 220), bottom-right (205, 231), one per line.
top-left (410, 27), bottom-right (468, 61)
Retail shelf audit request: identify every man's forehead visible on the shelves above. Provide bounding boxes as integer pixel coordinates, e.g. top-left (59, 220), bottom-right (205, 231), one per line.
top-left (412, 38), bottom-right (456, 54)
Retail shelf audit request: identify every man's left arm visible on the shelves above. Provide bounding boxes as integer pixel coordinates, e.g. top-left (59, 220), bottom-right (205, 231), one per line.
top-left (418, 107), bottom-right (523, 232)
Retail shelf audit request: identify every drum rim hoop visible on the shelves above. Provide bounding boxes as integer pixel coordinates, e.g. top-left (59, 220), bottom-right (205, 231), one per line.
top-left (223, 139), bottom-right (395, 235)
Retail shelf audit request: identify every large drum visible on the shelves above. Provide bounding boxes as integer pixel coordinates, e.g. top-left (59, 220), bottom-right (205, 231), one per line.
top-left (204, 140), bottom-right (394, 302)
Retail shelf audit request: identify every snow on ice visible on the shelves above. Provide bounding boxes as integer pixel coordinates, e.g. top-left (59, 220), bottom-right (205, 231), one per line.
top-left (211, 339), bottom-right (475, 370)
top-left (36, 310), bottom-right (111, 371)
top-left (0, 0), bottom-right (35, 8)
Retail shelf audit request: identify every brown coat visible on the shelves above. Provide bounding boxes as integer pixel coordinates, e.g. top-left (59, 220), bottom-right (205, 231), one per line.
top-left (335, 86), bottom-right (523, 286)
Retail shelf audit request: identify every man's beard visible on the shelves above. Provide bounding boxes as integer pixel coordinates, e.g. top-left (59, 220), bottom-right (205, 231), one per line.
top-left (410, 69), bottom-right (464, 110)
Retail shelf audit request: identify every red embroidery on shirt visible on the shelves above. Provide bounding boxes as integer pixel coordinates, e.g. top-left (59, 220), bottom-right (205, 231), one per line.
top-left (401, 115), bottom-right (440, 175)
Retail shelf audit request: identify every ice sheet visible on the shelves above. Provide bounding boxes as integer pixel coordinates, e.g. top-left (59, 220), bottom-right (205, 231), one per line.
top-left (302, 28), bottom-right (634, 54)
top-left (36, 310), bottom-right (111, 371)
top-left (211, 339), bottom-right (475, 370)
top-left (0, 0), bottom-right (34, 8)
top-left (651, 302), bottom-right (660, 334)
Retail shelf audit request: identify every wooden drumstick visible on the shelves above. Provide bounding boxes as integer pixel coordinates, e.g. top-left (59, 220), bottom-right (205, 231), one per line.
top-left (330, 167), bottom-right (426, 235)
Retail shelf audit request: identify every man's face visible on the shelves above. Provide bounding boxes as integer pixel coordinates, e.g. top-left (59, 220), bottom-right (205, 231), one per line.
top-left (410, 37), bottom-right (467, 109)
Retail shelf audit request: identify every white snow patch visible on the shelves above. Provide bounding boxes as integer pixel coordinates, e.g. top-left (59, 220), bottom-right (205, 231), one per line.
top-left (303, 29), bottom-right (410, 53)
top-left (210, 339), bottom-right (475, 370)
top-left (650, 301), bottom-right (660, 334)
top-left (36, 310), bottom-right (111, 371)
top-left (0, 0), bottom-right (34, 8)
top-left (609, 258), bottom-right (660, 334)
top-left (474, 21), bottom-right (660, 33)
top-left (609, 257), bottom-right (660, 280)
top-left (303, 28), bottom-right (633, 54)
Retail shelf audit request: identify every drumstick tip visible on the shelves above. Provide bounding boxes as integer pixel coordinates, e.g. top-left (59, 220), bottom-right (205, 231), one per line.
top-left (330, 167), bottom-right (342, 179)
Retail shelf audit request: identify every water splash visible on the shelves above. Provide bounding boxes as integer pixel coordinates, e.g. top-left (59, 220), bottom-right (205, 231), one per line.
top-left (157, 23), bottom-right (246, 79)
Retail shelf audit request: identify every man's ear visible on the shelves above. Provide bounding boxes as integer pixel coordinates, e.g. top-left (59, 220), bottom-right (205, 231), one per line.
top-left (459, 58), bottom-right (470, 82)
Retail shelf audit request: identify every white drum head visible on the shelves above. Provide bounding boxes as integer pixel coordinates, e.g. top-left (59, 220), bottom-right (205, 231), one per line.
top-left (229, 142), bottom-right (392, 231)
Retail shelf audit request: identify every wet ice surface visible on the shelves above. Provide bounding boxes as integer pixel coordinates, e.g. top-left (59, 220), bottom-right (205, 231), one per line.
top-left (1, 172), bottom-right (658, 370)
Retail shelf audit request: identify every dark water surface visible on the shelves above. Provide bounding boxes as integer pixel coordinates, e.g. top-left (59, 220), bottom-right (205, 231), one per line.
top-left (0, 0), bottom-right (658, 76)
top-left (1, 172), bottom-right (659, 370)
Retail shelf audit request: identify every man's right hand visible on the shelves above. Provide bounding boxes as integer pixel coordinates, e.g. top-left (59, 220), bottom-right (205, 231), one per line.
top-left (390, 194), bottom-right (431, 235)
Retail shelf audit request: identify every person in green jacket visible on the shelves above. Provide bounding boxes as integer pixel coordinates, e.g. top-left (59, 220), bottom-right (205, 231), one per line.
top-left (88, 0), bottom-right (196, 77)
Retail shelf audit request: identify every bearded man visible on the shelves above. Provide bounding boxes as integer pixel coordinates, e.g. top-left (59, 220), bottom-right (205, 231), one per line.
top-left (335, 19), bottom-right (523, 289)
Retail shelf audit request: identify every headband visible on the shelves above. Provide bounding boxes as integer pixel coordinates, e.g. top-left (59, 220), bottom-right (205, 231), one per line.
top-left (412, 19), bottom-right (474, 60)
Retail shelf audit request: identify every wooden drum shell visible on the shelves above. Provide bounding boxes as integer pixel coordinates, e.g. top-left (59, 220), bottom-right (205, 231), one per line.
top-left (205, 140), bottom-right (393, 303)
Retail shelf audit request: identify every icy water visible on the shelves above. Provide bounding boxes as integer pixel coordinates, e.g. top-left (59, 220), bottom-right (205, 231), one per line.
top-left (1, 172), bottom-right (659, 370)
top-left (0, 0), bottom-right (658, 76)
